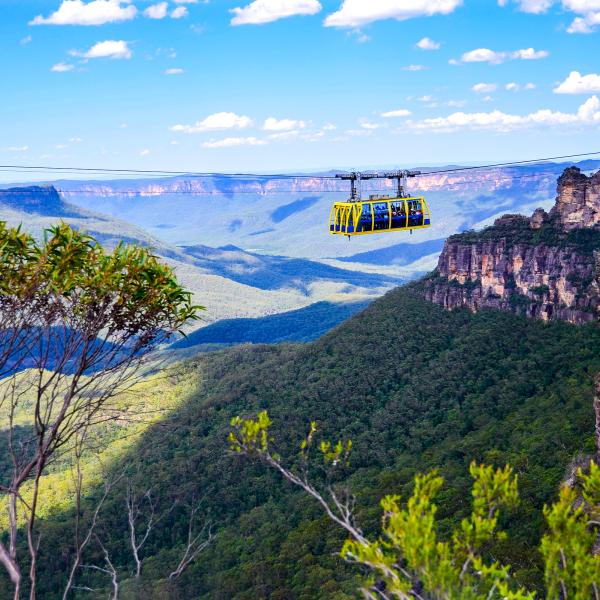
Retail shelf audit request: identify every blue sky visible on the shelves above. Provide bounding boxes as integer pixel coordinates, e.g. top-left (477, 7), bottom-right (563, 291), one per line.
top-left (2, 0), bottom-right (600, 177)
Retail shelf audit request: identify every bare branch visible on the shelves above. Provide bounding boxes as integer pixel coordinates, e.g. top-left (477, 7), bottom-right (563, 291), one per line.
top-left (168, 505), bottom-right (215, 579)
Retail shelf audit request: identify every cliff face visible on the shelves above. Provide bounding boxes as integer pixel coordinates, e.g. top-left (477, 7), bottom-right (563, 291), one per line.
top-left (422, 168), bottom-right (600, 324)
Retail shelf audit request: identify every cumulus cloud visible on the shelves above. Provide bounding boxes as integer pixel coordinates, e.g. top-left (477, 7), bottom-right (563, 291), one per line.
top-left (30, 0), bottom-right (136, 26)
top-left (498, 0), bottom-right (553, 13)
top-left (263, 117), bottom-right (306, 131)
top-left (144, 2), bottom-right (168, 18)
top-left (408, 95), bottom-right (600, 132)
top-left (381, 108), bottom-right (411, 118)
top-left (324, 0), bottom-right (462, 27)
top-left (203, 136), bottom-right (266, 148)
top-left (567, 11), bottom-right (600, 32)
top-left (504, 82), bottom-right (537, 91)
top-left (165, 67), bottom-right (184, 75)
top-left (230, 0), bottom-right (322, 25)
top-left (472, 82), bottom-right (497, 93)
top-left (359, 119), bottom-right (381, 129)
top-left (499, 0), bottom-right (600, 33)
top-left (171, 6), bottom-right (189, 17)
top-left (51, 62), bottom-right (75, 72)
top-left (456, 47), bottom-right (548, 64)
top-left (554, 71), bottom-right (600, 94)
top-left (416, 36), bottom-right (440, 50)
top-left (71, 40), bottom-right (132, 59)
top-left (403, 64), bottom-right (428, 71)
top-left (171, 112), bottom-right (253, 133)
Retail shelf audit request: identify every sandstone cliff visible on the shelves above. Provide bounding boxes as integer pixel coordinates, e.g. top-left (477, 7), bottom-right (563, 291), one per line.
top-left (421, 167), bottom-right (600, 323)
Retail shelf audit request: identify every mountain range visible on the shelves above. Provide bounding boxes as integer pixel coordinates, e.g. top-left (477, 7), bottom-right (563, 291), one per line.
top-left (0, 166), bottom-right (598, 598)
top-left (0, 186), bottom-right (396, 335)
top-left (18, 160), bottom-right (599, 272)
top-left (2, 159), bottom-right (599, 344)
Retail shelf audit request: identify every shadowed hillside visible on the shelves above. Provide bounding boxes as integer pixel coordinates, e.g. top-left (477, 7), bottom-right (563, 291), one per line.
top-left (172, 300), bottom-right (371, 348)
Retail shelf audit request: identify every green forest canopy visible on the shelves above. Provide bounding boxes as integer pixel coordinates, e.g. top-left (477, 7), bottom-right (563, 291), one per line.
top-left (1, 285), bottom-right (599, 598)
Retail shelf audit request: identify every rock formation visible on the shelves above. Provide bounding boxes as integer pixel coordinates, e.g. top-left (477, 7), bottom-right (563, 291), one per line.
top-left (421, 167), bottom-right (600, 324)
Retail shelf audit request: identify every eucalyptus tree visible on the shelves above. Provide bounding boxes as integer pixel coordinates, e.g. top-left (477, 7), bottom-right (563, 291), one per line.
top-left (230, 411), bottom-right (600, 600)
top-left (0, 222), bottom-right (199, 599)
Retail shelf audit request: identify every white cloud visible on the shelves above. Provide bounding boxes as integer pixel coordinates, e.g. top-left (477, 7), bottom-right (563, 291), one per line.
top-left (351, 30), bottom-right (371, 43)
top-left (263, 117), bottom-right (306, 131)
top-left (416, 36), bottom-right (440, 50)
top-left (381, 108), bottom-right (411, 118)
top-left (69, 137), bottom-right (84, 142)
top-left (71, 40), bottom-right (132, 59)
top-left (514, 47), bottom-right (548, 59)
top-left (171, 112), bottom-right (253, 133)
top-left (30, 0), bottom-right (136, 26)
top-left (203, 136), bottom-right (266, 148)
top-left (504, 82), bottom-right (536, 91)
top-left (165, 67), bottom-right (184, 75)
top-left (457, 47), bottom-right (548, 64)
top-left (324, 0), bottom-right (462, 27)
top-left (554, 71), bottom-right (600, 93)
top-left (20, 35), bottom-right (32, 45)
top-left (174, 0), bottom-right (201, 3)
top-left (140, 149), bottom-right (151, 156)
top-left (51, 62), bottom-right (75, 72)
top-left (3, 146), bottom-right (29, 152)
top-left (472, 82), bottom-right (497, 93)
top-left (500, 0), bottom-right (600, 33)
top-left (408, 95), bottom-right (600, 132)
top-left (402, 64), bottom-right (428, 71)
top-left (359, 119), bottom-right (381, 129)
top-left (267, 130), bottom-right (300, 140)
top-left (499, 0), bottom-right (553, 13)
top-left (230, 0), bottom-right (322, 25)
top-left (322, 122), bottom-right (336, 130)
top-left (144, 2), bottom-right (168, 19)
top-left (171, 6), bottom-right (189, 18)
top-left (567, 11), bottom-right (600, 32)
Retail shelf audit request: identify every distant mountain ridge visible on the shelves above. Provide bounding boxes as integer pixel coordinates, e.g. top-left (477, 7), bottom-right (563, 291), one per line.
top-left (28, 160), bottom-right (599, 268)
top-left (420, 167), bottom-right (600, 323)
top-left (0, 185), bottom-right (398, 337)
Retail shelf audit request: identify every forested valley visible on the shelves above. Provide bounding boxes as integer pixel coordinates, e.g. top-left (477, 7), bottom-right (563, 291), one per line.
top-left (2, 283), bottom-right (598, 598)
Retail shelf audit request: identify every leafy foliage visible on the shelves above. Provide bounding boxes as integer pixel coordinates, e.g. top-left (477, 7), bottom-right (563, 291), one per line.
top-left (230, 412), bottom-right (600, 599)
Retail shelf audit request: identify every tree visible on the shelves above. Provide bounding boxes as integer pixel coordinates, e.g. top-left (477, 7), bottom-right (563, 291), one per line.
top-left (229, 411), bottom-right (600, 599)
top-left (0, 222), bottom-right (200, 600)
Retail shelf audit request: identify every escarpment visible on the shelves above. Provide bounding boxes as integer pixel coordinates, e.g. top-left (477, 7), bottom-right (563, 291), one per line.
top-left (421, 167), bottom-right (600, 323)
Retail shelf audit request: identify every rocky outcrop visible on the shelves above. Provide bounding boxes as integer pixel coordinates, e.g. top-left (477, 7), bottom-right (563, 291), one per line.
top-left (551, 167), bottom-right (600, 231)
top-left (421, 168), bottom-right (600, 324)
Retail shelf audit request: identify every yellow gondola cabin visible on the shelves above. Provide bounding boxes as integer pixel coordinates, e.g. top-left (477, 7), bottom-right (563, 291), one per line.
top-left (329, 195), bottom-right (431, 236)
top-left (329, 170), bottom-right (431, 237)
